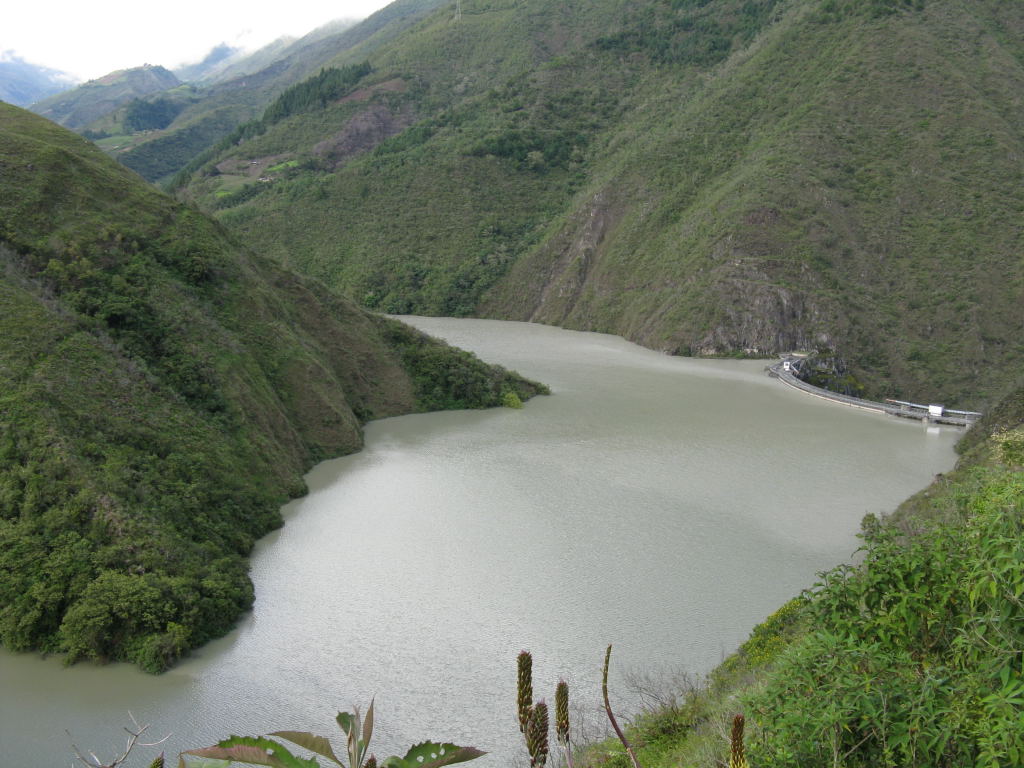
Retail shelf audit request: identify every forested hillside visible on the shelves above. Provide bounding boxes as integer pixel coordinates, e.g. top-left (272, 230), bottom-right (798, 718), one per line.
top-left (174, 0), bottom-right (1023, 408)
top-left (0, 104), bottom-right (544, 671)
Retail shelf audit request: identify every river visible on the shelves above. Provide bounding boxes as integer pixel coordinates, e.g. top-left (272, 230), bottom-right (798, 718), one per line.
top-left (0, 317), bottom-right (958, 767)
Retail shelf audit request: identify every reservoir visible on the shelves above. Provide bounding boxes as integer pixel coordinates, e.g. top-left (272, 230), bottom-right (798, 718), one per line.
top-left (0, 318), bottom-right (958, 767)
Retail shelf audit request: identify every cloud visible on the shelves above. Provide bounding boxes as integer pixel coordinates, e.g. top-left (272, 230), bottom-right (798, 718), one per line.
top-left (1, 1), bottom-right (391, 81)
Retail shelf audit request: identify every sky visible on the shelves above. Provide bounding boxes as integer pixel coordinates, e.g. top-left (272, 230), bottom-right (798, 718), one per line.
top-left (2, 0), bottom-right (397, 82)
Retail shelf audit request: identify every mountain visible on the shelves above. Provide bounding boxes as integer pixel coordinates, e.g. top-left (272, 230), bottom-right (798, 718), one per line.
top-left (101, 2), bottom-right (447, 183)
top-left (172, 0), bottom-right (1024, 409)
top-left (0, 52), bottom-right (78, 106)
top-left (29, 64), bottom-right (181, 130)
top-left (173, 43), bottom-right (243, 83)
top-left (182, 37), bottom-right (297, 86)
top-left (0, 103), bottom-right (544, 671)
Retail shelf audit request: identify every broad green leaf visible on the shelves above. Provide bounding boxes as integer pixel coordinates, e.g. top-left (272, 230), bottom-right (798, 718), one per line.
top-left (183, 745), bottom-right (288, 767)
top-left (179, 757), bottom-right (230, 768)
top-left (381, 742), bottom-right (486, 768)
top-left (183, 736), bottom-right (319, 768)
top-left (271, 731), bottom-right (344, 766)
top-left (337, 712), bottom-right (355, 738)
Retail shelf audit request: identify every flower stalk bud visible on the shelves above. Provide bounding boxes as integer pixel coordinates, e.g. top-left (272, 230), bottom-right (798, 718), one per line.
top-left (517, 651), bottom-right (533, 734)
top-left (729, 714), bottom-right (749, 768)
top-left (555, 680), bottom-right (569, 745)
top-left (526, 700), bottom-right (549, 768)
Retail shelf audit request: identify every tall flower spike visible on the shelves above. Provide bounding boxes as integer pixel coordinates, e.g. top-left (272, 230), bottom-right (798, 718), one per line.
top-left (526, 700), bottom-right (549, 768)
top-left (729, 714), bottom-right (749, 768)
top-left (517, 651), bottom-right (533, 734)
top-left (555, 680), bottom-right (569, 745)
top-left (555, 679), bottom-right (573, 768)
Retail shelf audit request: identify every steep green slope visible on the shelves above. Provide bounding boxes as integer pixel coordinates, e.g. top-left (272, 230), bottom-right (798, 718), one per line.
top-left (177, 0), bottom-right (636, 305)
top-left (0, 104), bottom-right (544, 671)
top-left (179, 0), bottom-right (1023, 407)
top-left (492, 0), bottom-right (1024, 408)
top-left (29, 65), bottom-right (180, 130)
top-left (578, 381), bottom-right (1024, 768)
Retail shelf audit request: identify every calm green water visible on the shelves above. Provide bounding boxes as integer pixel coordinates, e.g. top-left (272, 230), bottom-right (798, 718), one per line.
top-left (0, 318), bottom-right (958, 767)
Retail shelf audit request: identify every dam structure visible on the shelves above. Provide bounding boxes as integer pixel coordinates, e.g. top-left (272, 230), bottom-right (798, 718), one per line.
top-left (768, 357), bottom-right (981, 428)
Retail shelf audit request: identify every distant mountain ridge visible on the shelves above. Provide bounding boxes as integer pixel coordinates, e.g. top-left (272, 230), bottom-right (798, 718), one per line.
top-left (173, 43), bottom-right (242, 83)
top-left (29, 63), bottom-right (180, 130)
top-left (180, 37), bottom-right (297, 85)
top-left (118, 1), bottom-right (446, 180)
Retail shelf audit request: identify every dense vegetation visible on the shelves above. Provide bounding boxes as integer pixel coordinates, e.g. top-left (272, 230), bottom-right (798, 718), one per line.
top-left (0, 104), bottom-right (544, 672)
top-left (594, 0), bottom-right (784, 66)
top-left (117, 106), bottom-right (242, 183)
top-left (122, 96), bottom-right (185, 132)
top-left (264, 62), bottom-right (373, 124)
top-left (165, 0), bottom-right (1022, 408)
top-left (750, 473), bottom-right (1023, 766)
top-left (578, 381), bottom-right (1024, 768)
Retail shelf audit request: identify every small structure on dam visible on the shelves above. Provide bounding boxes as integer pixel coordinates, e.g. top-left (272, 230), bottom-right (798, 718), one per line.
top-left (885, 399), bottom-right (983, 426)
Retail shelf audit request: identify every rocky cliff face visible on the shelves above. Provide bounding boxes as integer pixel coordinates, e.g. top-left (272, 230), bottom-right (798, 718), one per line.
top-left (485, 185), bottom-right (841, 359)
top-left (312, 81), bottom-right (416, 169)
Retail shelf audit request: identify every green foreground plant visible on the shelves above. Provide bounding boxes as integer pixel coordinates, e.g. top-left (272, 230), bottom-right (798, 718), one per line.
top-left (179, 700), bottom-right (484, 768)
top-left (747, 470), bottom-right (1024, 768)
top-left (518, 647), bottom-right (748, 768)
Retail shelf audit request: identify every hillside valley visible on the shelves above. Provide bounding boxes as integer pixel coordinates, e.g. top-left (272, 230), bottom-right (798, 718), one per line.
top-left (1, 1), bottom-right (1023, 766)
top-left (165, 0), bottom-right (1023, 409)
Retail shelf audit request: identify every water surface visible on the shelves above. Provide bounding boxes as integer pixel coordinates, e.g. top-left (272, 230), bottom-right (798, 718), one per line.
top-left (0, 318), bottom-right (958, 766)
